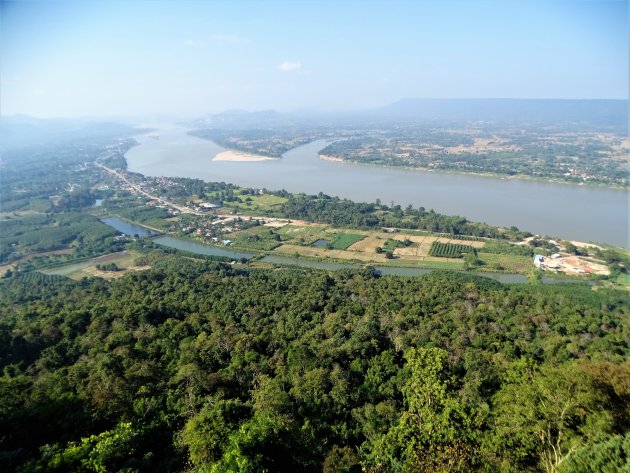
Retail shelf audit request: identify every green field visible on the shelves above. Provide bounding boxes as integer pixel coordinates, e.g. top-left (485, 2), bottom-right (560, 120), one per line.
top-left (378, 258), bottom-right (465, 270)
top-left (330, 233), bottom-right (365, 250)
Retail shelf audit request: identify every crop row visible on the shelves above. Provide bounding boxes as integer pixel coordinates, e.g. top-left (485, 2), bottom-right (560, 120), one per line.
top-left (429, 242), bottom-right (475, 258)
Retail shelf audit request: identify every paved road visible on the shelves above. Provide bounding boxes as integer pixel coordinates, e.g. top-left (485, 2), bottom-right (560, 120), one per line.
top-left (95, 163), bottom-right (204, 216)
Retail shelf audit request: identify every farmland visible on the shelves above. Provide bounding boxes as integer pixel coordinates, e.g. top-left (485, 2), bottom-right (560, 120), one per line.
top-left (204, 220), bottom-right (614, 279)
top-left (217, 222), bottom-right (489, 271)
top-left (328, 233), bottom-right (365, 249)
top-left (429, 241), bottom-right (477, 258)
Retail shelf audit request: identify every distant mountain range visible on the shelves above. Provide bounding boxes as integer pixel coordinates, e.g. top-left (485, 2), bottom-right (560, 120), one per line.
top-left (190, 98), bottom-right (627, 130)
top-left (188, 109), bottom-right (292, 129)
top-left (0, 114), bottom-right (143, 149)
top-left (4, 98), bottom-right (626, 146)
top-left (369, 98), bottom-right (628, 126)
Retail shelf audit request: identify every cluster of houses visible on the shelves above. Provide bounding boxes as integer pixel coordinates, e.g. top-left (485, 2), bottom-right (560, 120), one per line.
top-left (146, 200), bottom-right (181, 216)
top-left (180, 216), bottom-right (253, 245)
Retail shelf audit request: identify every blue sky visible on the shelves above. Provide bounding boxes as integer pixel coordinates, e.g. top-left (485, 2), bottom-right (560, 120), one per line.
top-left (1, 0), bottom-right (627, 117)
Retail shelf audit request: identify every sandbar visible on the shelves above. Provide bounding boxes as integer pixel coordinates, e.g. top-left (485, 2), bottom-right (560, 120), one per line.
top-left (213, 150), bottom-right (278, 162)
top-left (319, 154), bottom-right (344, 162)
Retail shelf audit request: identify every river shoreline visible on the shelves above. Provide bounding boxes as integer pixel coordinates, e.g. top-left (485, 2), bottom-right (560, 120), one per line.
top-left (316, 153), bottom-right (628, 191)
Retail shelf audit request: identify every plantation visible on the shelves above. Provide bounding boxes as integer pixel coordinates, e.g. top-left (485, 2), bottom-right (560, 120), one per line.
top-left (0, 213), bottom-right (117, 263)
top-left (429, 241), bottom-right (477, 258)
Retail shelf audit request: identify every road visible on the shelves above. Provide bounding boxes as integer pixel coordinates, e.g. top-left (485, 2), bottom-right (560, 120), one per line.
top-left (95, 163), bottom-right (205, 216)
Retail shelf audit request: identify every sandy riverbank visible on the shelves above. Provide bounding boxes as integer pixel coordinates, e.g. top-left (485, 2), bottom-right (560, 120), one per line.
top-left (319, 154), bottom-right (344, 162)
top-left (213, 150), bottom-right (278, 162)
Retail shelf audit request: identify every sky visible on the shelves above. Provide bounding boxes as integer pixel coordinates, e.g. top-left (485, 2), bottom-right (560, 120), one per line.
top-left (1, 0), bottom-right (628, 118)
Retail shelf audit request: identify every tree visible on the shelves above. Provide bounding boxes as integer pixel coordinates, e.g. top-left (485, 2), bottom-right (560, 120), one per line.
top-left (557, 433), bottom-right (630, 473)
top-left (463, 252), bottom-right (480, 270)
top-left (564, 242), bottom-right (579, 255)
top-left (178, 399), bottom-right (250, 467)
top-left (211, 414), bottom-right (314, 473)
top-left (362, 348), bottom-right (475, 472)
top-left (45, 422), bottom-right (141, 473)
top-left (490, 361), bottom-right (613, 473)
top-left (323, 445), bottom-right (361, 473)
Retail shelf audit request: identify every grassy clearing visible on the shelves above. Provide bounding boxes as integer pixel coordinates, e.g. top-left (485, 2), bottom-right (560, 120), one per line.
top-left (379, 258), bottom-right (464, 270)
top-left (476, 253), bottom-right (533, 273)
top-left (227, 226), bottom-right (283, 251)
top-left (396, 229), bottom-right (435, 237)
top-left (224, 193), bottom-right (288, 212)
top-left (276, 224), bottom-right (330, 245)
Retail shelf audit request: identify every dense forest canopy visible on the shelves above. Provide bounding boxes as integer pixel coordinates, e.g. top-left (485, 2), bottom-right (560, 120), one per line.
top-left (1, 257), bottom-right (628, 472)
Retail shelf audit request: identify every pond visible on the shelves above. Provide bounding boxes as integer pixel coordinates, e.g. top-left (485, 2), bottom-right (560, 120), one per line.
top-left (154, 236), bottom-right (254, 260)
top-left (100, 217), bottom-right (157, 237)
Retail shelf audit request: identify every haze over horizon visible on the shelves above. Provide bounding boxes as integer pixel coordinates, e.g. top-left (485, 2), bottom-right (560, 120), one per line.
top-left (1, 0), bottom-right (628, 119)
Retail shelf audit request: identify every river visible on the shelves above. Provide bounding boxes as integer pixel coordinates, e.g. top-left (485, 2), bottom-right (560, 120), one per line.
top-left (125, 127), bottom-right (629, 246)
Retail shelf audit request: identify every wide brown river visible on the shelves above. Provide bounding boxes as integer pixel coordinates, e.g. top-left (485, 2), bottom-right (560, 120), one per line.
top-left (125, 127), bottom-right (629, 247)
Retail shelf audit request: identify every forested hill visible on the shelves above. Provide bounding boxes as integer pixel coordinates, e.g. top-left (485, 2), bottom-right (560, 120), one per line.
top-left (1, 257), bottom-right (628, 472)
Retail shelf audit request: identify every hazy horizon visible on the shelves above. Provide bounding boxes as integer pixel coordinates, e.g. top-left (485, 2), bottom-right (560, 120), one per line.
top-left (2, 97), bottom-right (629, 123)
top-left (2, 0), bottom-right (628, 119)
